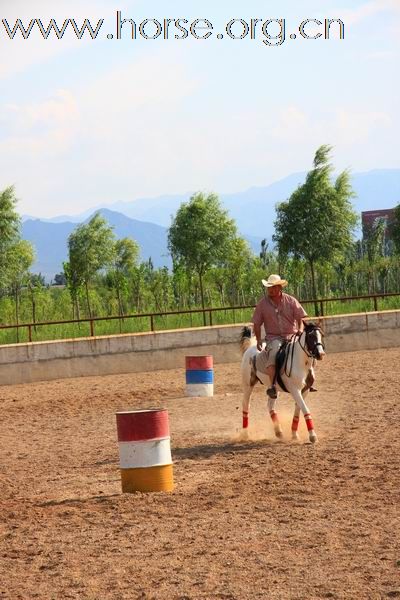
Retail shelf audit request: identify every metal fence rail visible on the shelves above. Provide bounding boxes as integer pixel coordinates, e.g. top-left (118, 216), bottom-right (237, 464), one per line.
top-left (1, 291), bottom-right (400, 345)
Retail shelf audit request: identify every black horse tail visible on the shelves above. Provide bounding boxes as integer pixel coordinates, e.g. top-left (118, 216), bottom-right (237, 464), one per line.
top-left (240, 326), bottom-right (255, 355)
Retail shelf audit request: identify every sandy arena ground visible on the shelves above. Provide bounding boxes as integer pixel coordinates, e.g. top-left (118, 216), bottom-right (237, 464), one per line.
top-left (1, 347), bottom-right (400, 600)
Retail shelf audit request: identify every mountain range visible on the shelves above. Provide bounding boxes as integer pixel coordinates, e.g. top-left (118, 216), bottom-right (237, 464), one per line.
top-left (22, 169), bottom-right (400, 281)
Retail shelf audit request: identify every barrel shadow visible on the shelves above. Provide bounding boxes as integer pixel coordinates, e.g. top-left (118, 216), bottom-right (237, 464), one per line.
top-left (172, 440), bottom-right (269, 460)
top-left (37, 493), bottom-right (121, 507)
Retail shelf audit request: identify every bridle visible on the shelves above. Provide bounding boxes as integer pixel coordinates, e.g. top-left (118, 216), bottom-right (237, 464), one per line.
top-left (281, 324), bottom-right (325, 380)
top-left (299, 326), bottom-right (325, 359)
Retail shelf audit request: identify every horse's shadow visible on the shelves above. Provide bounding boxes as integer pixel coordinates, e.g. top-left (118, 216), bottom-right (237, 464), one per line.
top-left (172, 440), bottom-right (269, 461)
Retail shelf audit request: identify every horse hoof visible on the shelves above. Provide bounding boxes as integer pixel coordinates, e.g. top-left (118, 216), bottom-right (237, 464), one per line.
top-left (309, 431), bottom-right (318, 444)
top-left (291, 432), bottom-right (300, 441)
top-left (240, 429), bottom-right (249, 441)
top-left (275, 429), bottom-right (283, 439)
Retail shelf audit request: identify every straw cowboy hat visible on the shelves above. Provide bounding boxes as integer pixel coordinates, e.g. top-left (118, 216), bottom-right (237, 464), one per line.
top-left (261, 274), bottom-right (288, 288)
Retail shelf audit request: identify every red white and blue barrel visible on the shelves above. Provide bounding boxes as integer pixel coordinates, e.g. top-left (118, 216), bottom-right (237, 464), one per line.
top-left (116, 408), bottom-right (174, 493)
top-left (185, 355), bottom-right (214, 397)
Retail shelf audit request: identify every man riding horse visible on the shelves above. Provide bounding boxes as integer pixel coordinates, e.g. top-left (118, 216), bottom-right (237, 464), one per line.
top-left (251, 274), bottom-right (307, 400)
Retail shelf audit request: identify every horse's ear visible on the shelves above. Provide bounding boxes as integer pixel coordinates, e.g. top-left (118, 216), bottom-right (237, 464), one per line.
top-left (316, 318), bottom-right (325, 335)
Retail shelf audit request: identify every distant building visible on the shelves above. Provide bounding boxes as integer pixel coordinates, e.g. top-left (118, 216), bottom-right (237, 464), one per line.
top-left (361, 208), bottom-right (396, 237)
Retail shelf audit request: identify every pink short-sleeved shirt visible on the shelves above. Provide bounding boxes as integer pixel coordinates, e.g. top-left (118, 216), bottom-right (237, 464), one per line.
top-left (251, 293), bottom-right (307, 342)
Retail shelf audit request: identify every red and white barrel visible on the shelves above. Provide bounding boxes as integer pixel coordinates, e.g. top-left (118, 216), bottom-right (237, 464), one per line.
top-left (185, 355), bottom-right (214, 397)
top-left (116, 408), bottom-right (174, 493)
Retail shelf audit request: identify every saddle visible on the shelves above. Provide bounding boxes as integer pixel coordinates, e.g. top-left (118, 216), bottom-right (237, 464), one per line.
top-left (274, 341), bottom-right (290, 393)
top-left (252, 340), bottom-right (317, 394)
top-left (276, 339), bottom-right (317, 393)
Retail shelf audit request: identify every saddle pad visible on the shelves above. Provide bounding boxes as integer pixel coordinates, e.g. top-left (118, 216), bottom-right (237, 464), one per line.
top-left (254, 345), bottom-right (290, 393)
top-left (254, 350), bottom-right (269, 375)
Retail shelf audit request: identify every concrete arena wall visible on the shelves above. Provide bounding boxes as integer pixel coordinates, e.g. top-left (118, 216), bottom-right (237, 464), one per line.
top-left (0, 310), bottom-right (399, 386)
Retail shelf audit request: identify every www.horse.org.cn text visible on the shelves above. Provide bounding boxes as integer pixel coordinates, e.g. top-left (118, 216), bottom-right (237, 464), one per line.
top-left (0, 13), bottom-right (345, 46)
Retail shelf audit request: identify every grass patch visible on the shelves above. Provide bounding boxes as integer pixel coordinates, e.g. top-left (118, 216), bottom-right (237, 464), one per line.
top-left (1, 298), bottom-right (400, 345)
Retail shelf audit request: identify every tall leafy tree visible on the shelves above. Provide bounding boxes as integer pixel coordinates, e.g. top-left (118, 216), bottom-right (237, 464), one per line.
top-left (7, 240), bottom-right (35, 340)
top-left (63, 260), bottom-right (83, 319)
top-left (259, 239), bottom-right (273, 269)
top-left (27, 273), bottom-right (46, 329)
top-left (168, 192), bottom-right (238, 314)
top-left (0, 186), bottom-right (21, 289)
top-left (0, 187), bottom-right (35, 336)
top-left (221, 237), bottom-right (253, 305)
top-left (67, 213), bottom-right (116, 318)
top-left (53, 272), bottom-right (67, 286)
top-left (363, 218), bottom-right (386, 293)
top-left (391, 204), bottom-right (400, 256)
top-left (273, 145), bottom-right (358, 313)
top-left (109, 238), bottom-right (140, 317)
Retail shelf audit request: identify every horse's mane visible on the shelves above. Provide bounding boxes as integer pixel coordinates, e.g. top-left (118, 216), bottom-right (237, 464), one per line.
top-left (240, 326), bottom-right (256, 355)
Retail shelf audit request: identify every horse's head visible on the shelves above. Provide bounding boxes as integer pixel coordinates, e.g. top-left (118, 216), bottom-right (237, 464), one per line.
top-left (303, 322), bottom-right (325, 360)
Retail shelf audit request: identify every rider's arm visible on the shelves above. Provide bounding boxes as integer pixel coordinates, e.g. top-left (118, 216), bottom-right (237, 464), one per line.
top-left (251, 300), bottom-right (264, 350)
top-left (297, 319), bottom-right (304, 333)
top-left (253, 322), bottom-right (262, 346)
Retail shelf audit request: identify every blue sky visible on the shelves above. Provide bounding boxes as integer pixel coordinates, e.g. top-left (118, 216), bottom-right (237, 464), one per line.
top-left (0, 0), bottom-right (399, 217)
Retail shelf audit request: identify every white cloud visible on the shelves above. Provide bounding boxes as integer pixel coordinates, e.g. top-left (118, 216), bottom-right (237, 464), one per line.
top-left (0, 49), bottom-right (203, 215)
top-left (2, 83), bottom-right (395, 217)
top-left (365, 51), bottom-right (395, 60)
top-left (335, 109), bottom-right (391, 144)
top-left (271, 106), bottom-right (308, 141)
top-left (0, 1), bottom-right (398, 217)
top-left (0, 0), bottom-right (132, 79)
top-left (340, 1), bottom-right (383, 25)
top-left (340, 0), bottom-right (400, 25)
top-left (0, 89), bottom-right (80, 210)
top-left (3, 89), bottom-right (78, 131)
top-left (271, 105), bottom-right (391, 145)
top-left (382, 0), bottom-right (400, 13)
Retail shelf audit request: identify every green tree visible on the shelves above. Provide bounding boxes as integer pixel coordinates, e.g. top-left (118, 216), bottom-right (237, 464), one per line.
top-left (391, 205), bottom-right (400, 255)
top-left (273, 145), bottom-right (358, 314)
top-left (27, 273), bottom-right (46, 329)
top-left (63, 260), bottom-right (83, 319)
top-left (7, 240), bottom-right (35, 340)
top-left (67, 213), bottom-right (116, 318)
top-left (259, 239), bottom-right (272, 269)
top-left (363, 218), bottom-right (386, 293)
top-left (168, 192), bottom-right (238, 316)
top-left (0, 186), bottom-right (21, 289)
top-left (109, 238), bottom-right (140, 317)
top-left (221, 237), bottom-right (253, 305)
top-left (53, 272), bottom-right (67, 286)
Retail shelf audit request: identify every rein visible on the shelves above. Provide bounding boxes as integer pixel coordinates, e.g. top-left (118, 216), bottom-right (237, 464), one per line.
top-left (283, 327), bottom-right (324, 377)
top-left (297, 332), bottom-right (314, 358)
top-left (282, 333), bottom-right (298, 378)
top-left (299, 327), bottom-right (324, 357)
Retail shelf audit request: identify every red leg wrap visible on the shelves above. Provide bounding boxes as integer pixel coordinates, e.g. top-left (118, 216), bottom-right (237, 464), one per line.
top-left (291, 416), bottom-right (300, 432)
top-left (270, 411), bottom-right (278, 423)
top-left (304, 414), bottom-right (314, 431)
top-left (242, 411), bottom-right (249, 429)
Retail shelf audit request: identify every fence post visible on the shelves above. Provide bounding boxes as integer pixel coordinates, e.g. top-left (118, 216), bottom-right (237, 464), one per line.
top-left (319, 301), bottom-right (324, 316)
top-left (373, 296), bottom-right (378, 311)
top-left (90, 319), bottom-right (94, 337)
top-left (209, 310), bottom-right (213, 326)
top-left (28, 325), bottom-right (32, 343)
top-left (150, 315), bottom-right (154, 331)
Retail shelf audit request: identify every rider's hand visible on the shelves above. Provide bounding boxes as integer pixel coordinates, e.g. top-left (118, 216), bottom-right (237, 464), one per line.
top-left (256, 340), bottom-right (263, 351)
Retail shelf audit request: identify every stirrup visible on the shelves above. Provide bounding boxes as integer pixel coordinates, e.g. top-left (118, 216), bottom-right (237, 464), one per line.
top-left (266, 386), bottom-right (277, 399)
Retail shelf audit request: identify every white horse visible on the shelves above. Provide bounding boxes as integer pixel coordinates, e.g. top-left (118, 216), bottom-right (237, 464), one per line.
top-left (240, 322), bottom-right (325, 443)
